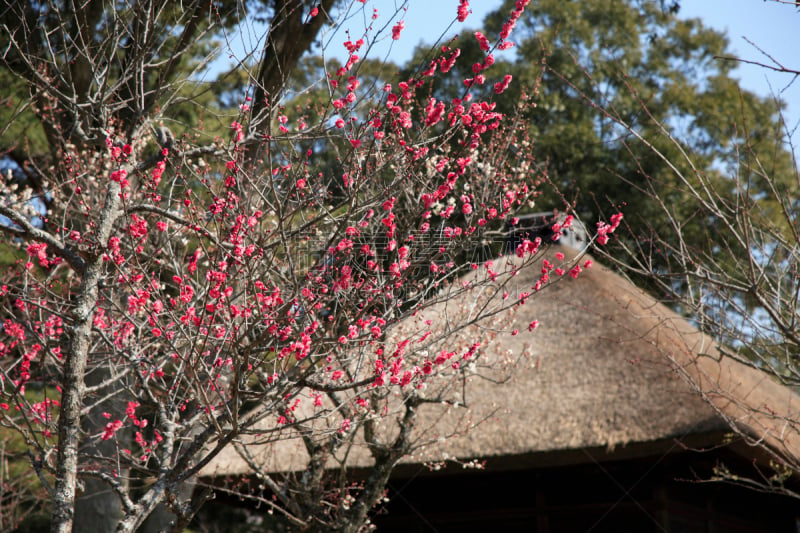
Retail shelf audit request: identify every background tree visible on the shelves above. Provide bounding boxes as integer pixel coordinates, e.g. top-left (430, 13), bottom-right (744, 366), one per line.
top-left (397, 0), bottom-right (795, 296)
top-left (388, 0), bottom-right (800, 499)
top-left (538, 0), bottom-right (800, 498)
top-left (595, 76), bottom-right (800, 498)
top-left (0, 1), bottom-right (603, 531)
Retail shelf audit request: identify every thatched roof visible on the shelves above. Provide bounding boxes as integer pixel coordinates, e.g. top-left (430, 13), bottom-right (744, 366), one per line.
top-left (202, 246), bottom-right (800, 477)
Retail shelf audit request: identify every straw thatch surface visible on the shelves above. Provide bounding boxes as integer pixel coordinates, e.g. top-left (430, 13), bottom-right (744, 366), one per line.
top-left (202, 247), bottom-right (800, 477)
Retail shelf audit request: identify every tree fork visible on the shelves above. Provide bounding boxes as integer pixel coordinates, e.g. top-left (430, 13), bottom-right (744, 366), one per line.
top-left (51, 179), bottom-right (124, 533)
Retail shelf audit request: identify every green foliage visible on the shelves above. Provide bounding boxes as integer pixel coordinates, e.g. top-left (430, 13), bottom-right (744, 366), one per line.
top-left (0, 71), bottom-right (48, 158)
top-left (398, 0), bottom-right (795, 299)
top-left (0, 1), bottom-right (256, 157)
top-left (0, 389), bottom-right (57, 532)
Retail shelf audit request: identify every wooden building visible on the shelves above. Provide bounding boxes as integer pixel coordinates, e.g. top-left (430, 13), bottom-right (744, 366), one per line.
top-left (202, 242), bottom-right (800, 531)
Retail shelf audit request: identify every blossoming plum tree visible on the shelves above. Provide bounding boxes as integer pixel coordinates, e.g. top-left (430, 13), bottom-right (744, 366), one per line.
top-left (0, 1), bottom-right (615, 531)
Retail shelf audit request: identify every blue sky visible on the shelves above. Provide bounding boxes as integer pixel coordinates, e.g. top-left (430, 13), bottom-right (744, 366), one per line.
top-left (401, 1), bottom-right (799, 131)
top-left (218, 1), bottom-right (799, 133)
top-left (339, 0), bottom-right (800, 132)
top-left (679, 0), bottom-right (799, 134)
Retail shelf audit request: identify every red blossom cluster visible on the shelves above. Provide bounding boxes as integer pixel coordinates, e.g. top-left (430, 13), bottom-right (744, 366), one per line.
top-left (0, 1), bottom-right (630, 529)
top-left (391, 20), bottom-right (405, 40)
top-left (596, 212), bottom-right (624, 245)
top-left (457, 0), bottom-right (470, 22)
